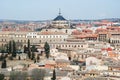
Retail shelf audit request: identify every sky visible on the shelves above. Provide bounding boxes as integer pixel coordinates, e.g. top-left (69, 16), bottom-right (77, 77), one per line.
top-left (0, 0), bottom-right (120, 20)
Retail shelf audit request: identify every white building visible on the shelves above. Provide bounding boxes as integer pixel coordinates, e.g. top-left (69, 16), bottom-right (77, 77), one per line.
top-left (86, 57), bottom-right (101, 66)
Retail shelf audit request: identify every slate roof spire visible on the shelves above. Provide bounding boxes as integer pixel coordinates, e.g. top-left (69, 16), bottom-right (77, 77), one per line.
top-left (53, 9), bottom-right (66, 21)
top-left (59, 8), bottom-right (61, 15)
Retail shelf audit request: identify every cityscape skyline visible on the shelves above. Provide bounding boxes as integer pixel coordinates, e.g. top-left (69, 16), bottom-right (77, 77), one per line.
top-left (0, 0), bottom-right (120, 20)
top-left (0, 1), bottom-right (120, 80)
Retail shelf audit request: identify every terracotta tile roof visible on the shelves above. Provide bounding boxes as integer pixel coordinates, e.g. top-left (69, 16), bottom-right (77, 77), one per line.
top-left (107, 26), bottom-right (120, 31)
top-left (108, 51), bottom-right (118, 58)
top-left (82, 29), bottom-right (93, 33)
top-left (72, 30), bottom-right (82, 35)
top-left (2, 27), bottom-right (32, 32)
top-left (2, 27), bottom-right (16, 31)
top-left (102, 48), bottom-right (112, 51)
top-left (73, 34), bottom-right (98, 39)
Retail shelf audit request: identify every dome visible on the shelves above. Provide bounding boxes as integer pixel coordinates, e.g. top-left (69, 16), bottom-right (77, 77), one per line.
top-left (53, 15), bottom-right (66, 21)
top-left (53, 9), bottom-right (66, 21)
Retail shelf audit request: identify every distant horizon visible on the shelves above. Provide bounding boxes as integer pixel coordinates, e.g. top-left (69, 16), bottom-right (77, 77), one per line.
top-left (0, 17), bottom-right (120, 21)
top-left (0, 0), bottom-right (120, 20)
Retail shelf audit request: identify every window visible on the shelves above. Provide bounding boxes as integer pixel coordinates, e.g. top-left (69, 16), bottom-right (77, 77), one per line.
top-left (39, 40), bottom-right (41, 43)
top-left (74, 45), bottom-right (76, 47)
top-left (66, 45), bottom-right (67, 47)
top-left (69, 45), bottom-right (70, 47)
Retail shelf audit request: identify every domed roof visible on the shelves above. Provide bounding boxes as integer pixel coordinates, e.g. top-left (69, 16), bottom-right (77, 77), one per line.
top-left (53, 15), bottom-right (66, 21)
top-left (53, 9), bottom-right (66, 21)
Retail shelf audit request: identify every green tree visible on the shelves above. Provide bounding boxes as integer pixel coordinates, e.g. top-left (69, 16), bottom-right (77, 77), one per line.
top-left (12, 40), bottom-right (16, 57)
top-left (1, 59), bottom-right (7, 68)
top-left (51, 69), bottom-right (56, 80)
top-left (23, 45), bottom-right (27, 53)
top-left (27, 39), bottom-right (31, 59)
top-left (31, 52), bottom-right (35, 60)
top-left (0, 74), bottom-right (4, 80)
top-left (44, 42), bottom-right (50, 58)
top-left (0, 44), bottom-right (8, 53)
top-left (1, 44), bottom-right (9, 53)
top-left (8, 41), bottom-right (12, 54)
top-left (31, 45), bottom-right (37, 52)
top-left (0, 54), bottom-right (4, 61)
top-left (8, 40), bottom-right (16, 57)
top-left (5, 44), bottom-right (9, 53)
top-left (1, 46), bottom-right (5, 53)
top-left (31, 45), bottom-right (36, 60)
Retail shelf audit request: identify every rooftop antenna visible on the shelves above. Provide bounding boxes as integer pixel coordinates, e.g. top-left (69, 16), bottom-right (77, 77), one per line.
top-left (59, 8), bottom-right (61, 15)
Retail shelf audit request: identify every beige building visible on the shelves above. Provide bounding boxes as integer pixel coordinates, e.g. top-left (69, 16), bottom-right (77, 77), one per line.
top-left (0, 29), bottom-right (90, 50)
top-left (51, 11), bottom-right (70, 29)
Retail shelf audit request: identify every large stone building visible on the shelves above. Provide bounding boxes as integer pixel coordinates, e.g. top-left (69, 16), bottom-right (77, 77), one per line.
top-left (51, 10), bottom-right (70, 29)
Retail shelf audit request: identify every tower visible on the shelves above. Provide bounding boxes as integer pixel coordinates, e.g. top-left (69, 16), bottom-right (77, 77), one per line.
top-left (51, 9), bottom-right (69, 29)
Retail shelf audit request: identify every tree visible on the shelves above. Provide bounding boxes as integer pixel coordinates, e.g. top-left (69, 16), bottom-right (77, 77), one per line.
top-left (1, 49), bottom-right (5, 54)
top-left (6, 44), bottom-right (9, 53)
top-left (27, 39), bottom-right (31, 59)
top-left (51, 69), bottom-right (56, 80)
top-left (31, 45), bottom-right (36, 60)
top-left (23, 45), bottom-right (27, 53)
top-left (0, 44), bottom-right (8, 53)
top-left (8, 40), bottom-right (17, 57)
top-left (1, 59), bottom-right (7, 68)
top-left (31, 45), bottom-right (37, 52)
top-left (18, 56), bottom-right (21, 60)
top-left (12, 40), bottom-right (16, 57)
top-left (44, 42), bottom-right (50, 58)
top-left (16, 42), bottom-right (23, 52)
top-left (8, 41), bottom-right (12, 54)
top-left (4, 44), bottom-right (8, 53)
top-left (0, 74), bottom-right (4, 80)
top-left (31, 52), bottom-right (35, 60)
top-left (0, 54), bottom-right (4, 61)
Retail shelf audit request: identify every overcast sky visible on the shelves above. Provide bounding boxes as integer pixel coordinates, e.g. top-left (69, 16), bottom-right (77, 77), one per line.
top-left (0, 0), bottom-right (120, 20)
